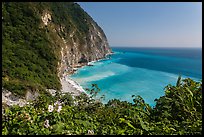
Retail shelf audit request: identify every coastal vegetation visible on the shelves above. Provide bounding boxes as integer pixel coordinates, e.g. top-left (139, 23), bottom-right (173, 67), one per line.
top-left (2, 2), bottom-right (101, 96)
top-left (2, 2), bottom-right (202, 135)
top-left (2, 77), bottom-right (202, 135)
top-left (2, 2), bottom-right (61, 96)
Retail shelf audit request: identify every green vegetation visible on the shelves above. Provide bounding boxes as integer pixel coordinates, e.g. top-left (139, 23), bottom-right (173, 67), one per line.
top-left (2, 2), bottom-right (60, 96)
top-left (2, 2), bottom-right (202, 135)
top-left (2, 2), bottom-right (95, 96)
top-left (2, 77), bottom-right (202, 135)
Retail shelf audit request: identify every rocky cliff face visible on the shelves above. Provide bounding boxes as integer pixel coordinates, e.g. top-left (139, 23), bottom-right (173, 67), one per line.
top-left (2, 2), bottom-right (112, 101)
top-left (39, 3), bottom-right (112, 78)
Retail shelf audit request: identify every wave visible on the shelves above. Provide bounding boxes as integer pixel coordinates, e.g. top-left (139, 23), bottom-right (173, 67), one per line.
top-left (70, 47), bottom-right (201, 106)
top-left (72, 71), bottom-right (116, 84)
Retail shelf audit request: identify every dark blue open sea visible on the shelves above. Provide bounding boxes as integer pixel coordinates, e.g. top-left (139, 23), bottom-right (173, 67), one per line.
top-left (71, 47), bottom-right (202, 106)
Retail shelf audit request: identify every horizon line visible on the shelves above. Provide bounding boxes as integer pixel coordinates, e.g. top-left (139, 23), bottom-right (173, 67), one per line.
top-left (110, 46), bottom-right (202, 49)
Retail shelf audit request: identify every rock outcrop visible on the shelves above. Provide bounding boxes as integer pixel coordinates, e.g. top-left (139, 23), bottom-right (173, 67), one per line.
top-left (2, 2), bottom-right (112, 107)
top-left (37, 2), bottom-right (112, 78)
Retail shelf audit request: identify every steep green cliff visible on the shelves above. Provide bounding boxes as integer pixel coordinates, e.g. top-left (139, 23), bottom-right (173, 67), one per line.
top-left (2, 2), bottom-right (112, 96)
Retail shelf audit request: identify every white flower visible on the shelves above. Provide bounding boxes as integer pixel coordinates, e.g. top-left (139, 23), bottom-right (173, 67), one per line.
top-left (57, 105), bottom-right (62, 113)
top-left (54, 101), bottom-right (61, 106)
top-left (54, 101), bottom-right (58, 106)
top-left (74, 101), bottom-right (78, 106)
top-left (48, 105), bottom-right (54, 112)
top-left (44, 119), bottom-right (50, 128)
top-left (87, 130), bottom-right (94, 135)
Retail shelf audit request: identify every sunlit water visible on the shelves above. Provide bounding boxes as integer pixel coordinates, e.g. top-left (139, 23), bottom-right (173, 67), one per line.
top-left (70, 47), bottom-right (202, 106)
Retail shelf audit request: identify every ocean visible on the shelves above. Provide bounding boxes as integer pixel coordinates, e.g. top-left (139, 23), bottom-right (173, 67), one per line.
top-left (70, 47), bottom-right (202, 106)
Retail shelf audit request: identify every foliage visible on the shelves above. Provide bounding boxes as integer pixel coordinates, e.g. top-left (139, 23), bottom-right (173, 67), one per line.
top-left (2, 77), bottom-right (202, 135)
top-left (2, 2), bottom-right (95, 96)
top-left (151, 76), bottom-right (202, 135)
top-left (2, 2), bottom-right (61, 96)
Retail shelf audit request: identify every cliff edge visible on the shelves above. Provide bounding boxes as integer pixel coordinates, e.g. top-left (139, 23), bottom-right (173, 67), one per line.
top-left (2, 2), bottom-right (112, 99)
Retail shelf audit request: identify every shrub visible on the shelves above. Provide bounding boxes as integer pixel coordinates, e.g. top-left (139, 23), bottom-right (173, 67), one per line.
top-left (2, 77), bottom-right (202, 135)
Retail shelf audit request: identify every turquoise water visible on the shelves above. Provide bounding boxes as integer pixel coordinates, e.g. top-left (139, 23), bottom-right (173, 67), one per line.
top-left (71, 47), bottom-right (202, 106)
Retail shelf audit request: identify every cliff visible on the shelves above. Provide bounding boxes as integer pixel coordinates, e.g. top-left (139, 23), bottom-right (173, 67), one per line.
top-left (2, 2), bottom-right (112, 98)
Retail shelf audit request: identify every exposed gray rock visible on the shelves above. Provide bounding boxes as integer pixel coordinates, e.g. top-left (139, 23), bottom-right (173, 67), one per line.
top-left (2, 88), bottom-right (40, 108)
top-left (2, 3), bottom-right (112, 108)
top-left (56, 14), bottom-right (112, 78)
top-left (47, 89), bottom-right (58, 96)
top-left (25, 90), bottom-right (40, 101)
top-left (2, 88), bottom-right (27, 107)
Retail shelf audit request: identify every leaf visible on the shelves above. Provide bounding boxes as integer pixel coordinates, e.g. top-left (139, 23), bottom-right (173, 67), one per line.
top-left (163, 111), bottom-right (171, 118)
top-left (176, 95), bottom-right (183, 102)
top-left (119, 118), bottom-right (125, 123)
top-left (119, 118), bottom-right (135, 129)
top-left (82, 121), bottom-right (91, 127)
top-left (165, 90), bottom-right (171, 95)
top-left (2, 127), bottom-right (9, 135)
top-left (165, 97), bottom-right (172, 101)
top-left (132, 95), bottom-right (135, 98)
top-left (176, 75), bottom-right (182, 87)
top-left (127, 121), bottom-right (135, 130)
top-left (52, 122), bottom-right (64, 133)
top-left (137, 116), bottom-right (149, 131)
top-left (185, 87), bottom-right (193, 97)
top-left (118, 129), bottom-right (126, 135)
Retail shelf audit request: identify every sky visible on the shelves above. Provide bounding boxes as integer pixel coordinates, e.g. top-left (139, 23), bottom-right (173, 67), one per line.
top-left (78, 2), bottom-right (202, 48)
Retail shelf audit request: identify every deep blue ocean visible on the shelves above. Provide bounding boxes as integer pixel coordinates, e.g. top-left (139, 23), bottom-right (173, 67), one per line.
top-left (70, 47), bottom-right (202, 106)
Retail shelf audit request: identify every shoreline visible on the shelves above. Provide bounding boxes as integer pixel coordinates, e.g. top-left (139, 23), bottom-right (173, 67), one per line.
top-left (2, 53), bottom-right (113, 108)
top-left (60, 53), bottom-right (113, 97)
top-left (60, 76), bottom-right (87, 96)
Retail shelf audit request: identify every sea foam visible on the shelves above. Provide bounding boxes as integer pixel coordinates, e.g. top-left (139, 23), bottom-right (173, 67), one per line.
top-left (71, 47), bottom-right (202, 106)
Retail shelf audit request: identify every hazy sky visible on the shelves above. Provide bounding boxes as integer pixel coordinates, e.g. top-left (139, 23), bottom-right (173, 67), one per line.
top-left (78, 2), bottom-right (202, 48)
